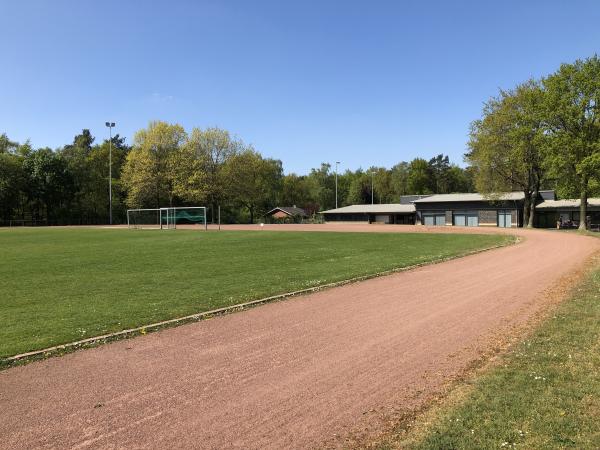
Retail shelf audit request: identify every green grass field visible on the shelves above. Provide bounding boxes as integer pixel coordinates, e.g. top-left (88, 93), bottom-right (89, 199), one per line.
top-left (0, 228), bottom-right (508, 359)
top-left (380, 255), bottom-right (600, 449)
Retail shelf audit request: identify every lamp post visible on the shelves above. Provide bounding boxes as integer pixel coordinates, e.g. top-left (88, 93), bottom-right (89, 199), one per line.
top-left (335, 161), bottom-right (340, 209)
top-left (371, 170), bottom-right (375, 205)
top-left (105, 122), bottom-right (115, 225)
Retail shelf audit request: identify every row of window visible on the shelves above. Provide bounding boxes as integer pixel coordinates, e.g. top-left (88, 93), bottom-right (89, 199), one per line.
top-left (421, 210), bottom-right (513, 228)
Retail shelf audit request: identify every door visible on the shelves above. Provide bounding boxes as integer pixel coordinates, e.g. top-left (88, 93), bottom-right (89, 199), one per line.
top-left (454, 213), bottom-right (466, 227)
top-left (467, 213), bottom-right (479, 227)
top-left (454, 211), bottom-right (478, 227)
top-left (423, 213), bottom-right (445, 226)
top-left (423, 214), bottom-right (435, 226)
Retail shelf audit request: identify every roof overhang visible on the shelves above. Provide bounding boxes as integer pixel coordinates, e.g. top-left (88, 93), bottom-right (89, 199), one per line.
top-left (321, 204), bottom-right (416, 214)
top-left (413, 192), bottom-right (525, 203)
top-left (536, 199), bottom-right (600, 210)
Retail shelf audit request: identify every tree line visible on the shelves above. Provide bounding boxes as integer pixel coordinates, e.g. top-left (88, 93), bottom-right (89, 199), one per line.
top-left (2, 55), bottom-right (600, 227)
top-left (0, 123), bottom-right (473, 225)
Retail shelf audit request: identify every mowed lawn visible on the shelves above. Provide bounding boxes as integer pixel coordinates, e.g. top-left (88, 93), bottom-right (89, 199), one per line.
top-left (0, 228), bottom-right (508, 358)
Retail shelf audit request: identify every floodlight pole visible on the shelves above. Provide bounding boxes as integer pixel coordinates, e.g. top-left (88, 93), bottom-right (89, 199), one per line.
top-left (335, 161), bottom-right (340, 209)
top-left (371, 170), bottom-right (375, 205)
top-left (105, 122), bottom-right (116, 225)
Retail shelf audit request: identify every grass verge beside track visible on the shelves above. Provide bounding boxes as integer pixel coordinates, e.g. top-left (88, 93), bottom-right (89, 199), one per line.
top-left (0, 228), bottom-right (510, 359)
top-left (379, 252), bottom-right (600, 450)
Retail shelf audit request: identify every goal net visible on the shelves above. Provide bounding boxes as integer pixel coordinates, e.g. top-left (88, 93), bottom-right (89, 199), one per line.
top-left (127, 208), bottom-right (162, 229)
top-left (160, 207), bottom-right (207, 230)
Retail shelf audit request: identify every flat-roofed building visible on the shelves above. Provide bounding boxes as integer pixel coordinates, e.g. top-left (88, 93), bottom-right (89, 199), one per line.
top-left (319, 190), bottom-right (598, 230)
top-left (320, 203), bottom-right (417, 224)
top-left (412, 192), bottom-right (527, 227)
top-left (535, 198), bottom-right (600, 228)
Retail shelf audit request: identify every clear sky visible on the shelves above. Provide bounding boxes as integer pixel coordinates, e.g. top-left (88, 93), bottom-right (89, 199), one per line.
top-left (1, 1), bottom-right (598, 174)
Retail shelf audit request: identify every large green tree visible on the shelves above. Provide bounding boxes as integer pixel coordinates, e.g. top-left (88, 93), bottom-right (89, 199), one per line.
top-left (168, 132), bottom-right (209, 205)
top-left (407, 158), bottom-right (433, 194)
top-left (56, 130), bottom-right (131, 223)
top-left (306, 163), bottom-right (335, 211)
top-left (346, 170), bottom-right (373, 205)
top-left (0, 133), bottom-right (19, 154)
top-left (22, 148), bottom-right (74, 223)
top-left (390, 162), bottom-right (410, 198)
top-left (224, 149), bottom-right (283, 223)
top-left (467, 80), bottom-right (547, 227)
top-left (122, 121), bottom-right (187, 208)
top-left (280, 174), bottom-right (312, 210)
top-left (188, 127), bottom-right (242, 220)
top-left (542, 56), bottom-right (600, 230)
top-left (0, 134), bottom-right (26, 222)
top-left (0, 152), bottom-right (24, 222)
top-left (371, 167), bottom-right (395, 203)
top-left (427, 154), bottom-right (472, 194)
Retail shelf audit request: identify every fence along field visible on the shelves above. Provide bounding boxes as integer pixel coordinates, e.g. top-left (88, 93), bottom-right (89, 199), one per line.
top-left (0, 228), bottom-right (509, 359)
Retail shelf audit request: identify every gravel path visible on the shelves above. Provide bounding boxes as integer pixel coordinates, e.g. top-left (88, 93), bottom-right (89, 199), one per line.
top-left (1, 226), bottom-right (597, 449)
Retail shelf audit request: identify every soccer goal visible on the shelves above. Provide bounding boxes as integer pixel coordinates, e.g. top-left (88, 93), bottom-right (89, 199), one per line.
top-left (127, 208), bottom-right (162, 229)
top-left (160, 206), bottom-right (207, 230)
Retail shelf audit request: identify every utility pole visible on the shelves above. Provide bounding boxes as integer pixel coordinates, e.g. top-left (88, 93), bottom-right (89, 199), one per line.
top-left (105, 122), bottom-right (116, 225)
top-left (335, 161), bottom-right (340, 209)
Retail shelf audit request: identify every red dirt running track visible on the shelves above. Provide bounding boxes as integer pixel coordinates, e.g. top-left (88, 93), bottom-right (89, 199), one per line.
top-left (1, 226), bottom-right (598, 449)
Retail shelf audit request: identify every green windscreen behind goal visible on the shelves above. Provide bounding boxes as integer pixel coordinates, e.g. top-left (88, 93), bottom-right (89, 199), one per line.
top-left (160, 207), bottom-right (207, 229)
top-left (127, 207), bottom-right (207, 230)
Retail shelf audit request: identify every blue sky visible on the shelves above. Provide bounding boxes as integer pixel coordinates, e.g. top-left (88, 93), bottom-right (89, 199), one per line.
top-left (1, 1), bottom-right (598, 174)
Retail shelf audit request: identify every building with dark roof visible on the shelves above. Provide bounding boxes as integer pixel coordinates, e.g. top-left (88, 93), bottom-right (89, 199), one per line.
top-left (412, 192), bottom-right (527, 227)
top-left (535, 198), bottom-right (600, 228)
top-left (320, 190), bottom-right (600, 229)
top-left (320, 203), bottom-right (416, 224)
top-left (265, 206), bottom-right (308, 222)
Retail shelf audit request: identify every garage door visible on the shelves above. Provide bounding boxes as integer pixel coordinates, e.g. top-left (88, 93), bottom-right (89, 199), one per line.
top-left (374, 214), bottom-right (390, 223)
top-left (453, 211), bottom-right (479, 227)
top-left (498, 210), bottom-right (512, 228)
top-left (423, 213), bottom-right (445, 226)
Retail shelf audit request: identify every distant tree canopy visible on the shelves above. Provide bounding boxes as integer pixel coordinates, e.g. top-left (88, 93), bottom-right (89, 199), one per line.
top-left (0, 130), bottom-right (131, 225)
top-left (2, 55), bottom-right (599, 227)
top-left (0, 125), bottom-right (474, 225)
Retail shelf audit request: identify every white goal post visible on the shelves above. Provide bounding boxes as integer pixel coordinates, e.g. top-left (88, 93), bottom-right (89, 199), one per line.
top-left (160, 206), bottom-right (207, 230)
top-left (127, 206), bottom-right (207, 230)
top-left (127, 208), bottom-right (162, 229)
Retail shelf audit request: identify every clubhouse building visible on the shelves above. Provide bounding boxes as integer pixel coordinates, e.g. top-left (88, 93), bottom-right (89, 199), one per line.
top-left (320, 190), bottom-right (600, 229)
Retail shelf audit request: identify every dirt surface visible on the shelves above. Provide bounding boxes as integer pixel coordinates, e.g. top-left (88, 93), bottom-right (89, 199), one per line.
top-left (1, 225), bottom-right (598, 449)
